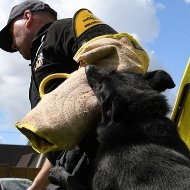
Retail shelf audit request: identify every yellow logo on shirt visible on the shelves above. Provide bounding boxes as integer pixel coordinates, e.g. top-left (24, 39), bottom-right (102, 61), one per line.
top-left (74, 9), bottom-right (104, 38)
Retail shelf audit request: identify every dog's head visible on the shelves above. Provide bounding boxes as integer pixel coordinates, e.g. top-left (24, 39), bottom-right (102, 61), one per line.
top-left (85, 65), bottom-right (175, 124)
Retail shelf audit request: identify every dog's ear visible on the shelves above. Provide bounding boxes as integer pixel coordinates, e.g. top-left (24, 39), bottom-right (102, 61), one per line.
top-left (144, 70), bottom-right (176, 92)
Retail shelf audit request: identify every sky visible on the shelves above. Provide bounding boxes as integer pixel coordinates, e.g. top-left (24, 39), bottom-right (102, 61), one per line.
top-left (0, 0), bottom-right (190, 145)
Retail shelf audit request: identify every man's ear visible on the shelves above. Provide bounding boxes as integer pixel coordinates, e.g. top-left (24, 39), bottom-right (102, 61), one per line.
top-left (144, 70), bottom-right (176, 92)
top-left (23, 10), bottom-right (33, 27)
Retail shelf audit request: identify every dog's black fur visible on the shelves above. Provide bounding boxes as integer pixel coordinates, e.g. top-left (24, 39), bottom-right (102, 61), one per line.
top-left (85, 65), bottom-right (190, 190)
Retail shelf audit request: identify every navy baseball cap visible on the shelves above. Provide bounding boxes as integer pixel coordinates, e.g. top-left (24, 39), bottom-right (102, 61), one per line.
top-left (0, 0), bottom-right (57, 52)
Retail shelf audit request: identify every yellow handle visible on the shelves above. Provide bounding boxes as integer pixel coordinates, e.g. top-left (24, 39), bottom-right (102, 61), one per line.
top-left (39, 73), bottom-right (70, 98)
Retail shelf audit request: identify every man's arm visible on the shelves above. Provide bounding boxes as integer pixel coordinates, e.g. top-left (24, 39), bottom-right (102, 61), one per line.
top-left (27, 158), bottom-right (52, 190)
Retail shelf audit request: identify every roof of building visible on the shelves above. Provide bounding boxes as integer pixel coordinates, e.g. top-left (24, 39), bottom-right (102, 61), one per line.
top-left (0, 144), bottom-right (45, 168)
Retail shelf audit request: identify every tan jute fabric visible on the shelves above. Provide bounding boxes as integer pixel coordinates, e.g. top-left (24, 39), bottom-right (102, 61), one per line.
top-left (16, 33), bottom-right (149, 153)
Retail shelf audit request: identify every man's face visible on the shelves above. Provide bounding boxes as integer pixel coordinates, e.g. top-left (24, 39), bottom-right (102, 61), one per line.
top-left (10, 18), bottom-right (33, 60)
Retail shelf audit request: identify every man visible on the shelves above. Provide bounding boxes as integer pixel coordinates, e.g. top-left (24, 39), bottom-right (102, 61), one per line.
top-left (0, 0), bottom-right (117, 189)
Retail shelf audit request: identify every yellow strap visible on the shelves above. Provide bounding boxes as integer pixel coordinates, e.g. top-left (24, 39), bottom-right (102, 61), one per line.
top-left (75, 33), bottom-right (147, 58)
top-left (39, 73), bottom-right (70, 98)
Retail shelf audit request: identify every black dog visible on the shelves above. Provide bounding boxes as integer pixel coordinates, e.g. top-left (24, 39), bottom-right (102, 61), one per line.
top-left (85, 65), bottom-right (190, 190)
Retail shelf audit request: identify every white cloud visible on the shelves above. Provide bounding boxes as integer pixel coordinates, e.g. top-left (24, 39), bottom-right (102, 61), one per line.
top-left (0, 51), bottom-right (31, 122)
top-left (184, 0), bottom-right (190, 3)
top-left (0, 0), bottom-right (162, 144)
top-left (50, 0), bottom-right (161, 44)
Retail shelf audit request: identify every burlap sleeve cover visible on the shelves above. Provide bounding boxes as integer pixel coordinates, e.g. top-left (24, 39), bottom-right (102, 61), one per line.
top-left (16, 68), bottom-right (100, 153)
top-left (16, 33), bottom-right (149, 153)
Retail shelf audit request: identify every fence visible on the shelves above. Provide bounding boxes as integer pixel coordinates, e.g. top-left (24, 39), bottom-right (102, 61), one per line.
top-left (0, 164), bottom-right (40, 181)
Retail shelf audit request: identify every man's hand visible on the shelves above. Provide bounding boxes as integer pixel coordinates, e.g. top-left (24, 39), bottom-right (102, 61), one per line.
top-left (27, 158), bottom-right (52, 190)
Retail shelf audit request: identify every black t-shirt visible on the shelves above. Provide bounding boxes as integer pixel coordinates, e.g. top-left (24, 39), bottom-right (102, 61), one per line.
top-left (30, 18), bottom-right (79, 109)
top-left (29, 18), bottom-right (79, 166)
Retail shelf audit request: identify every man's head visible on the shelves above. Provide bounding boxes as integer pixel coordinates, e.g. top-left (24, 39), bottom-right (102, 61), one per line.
top-left (0, 0), bottom-right (57, 59)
